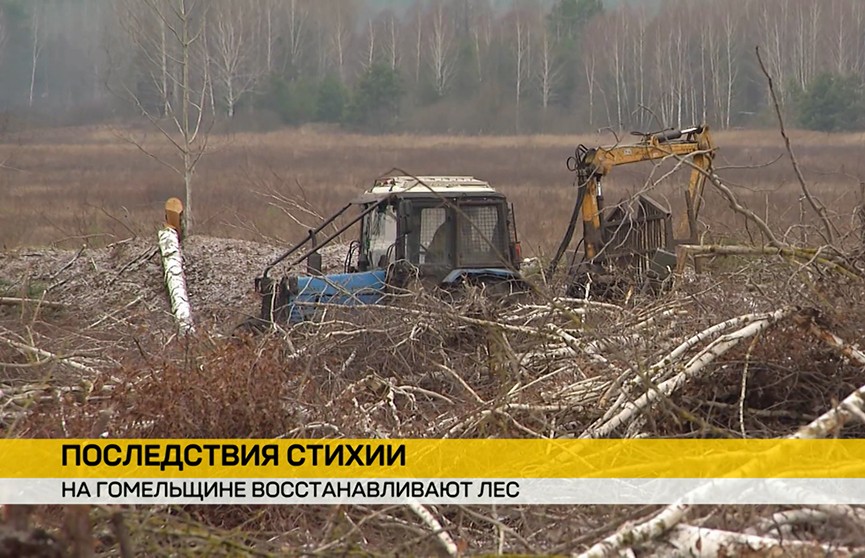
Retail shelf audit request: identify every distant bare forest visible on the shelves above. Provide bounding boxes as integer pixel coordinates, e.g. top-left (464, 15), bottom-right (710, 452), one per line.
top-left (0, 0), bottom-right (863, 134)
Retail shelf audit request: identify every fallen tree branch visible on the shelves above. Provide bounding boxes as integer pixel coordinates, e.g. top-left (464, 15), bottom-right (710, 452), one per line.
top-left (584, 307), bottom-right (796, 438)
top-left (578, 308), bottom-right (865, 556)
top-left (792, 377), bottom-right (865, 439)
top-left (789, 313), bottom-right (865, 438)
top-left (114, 247), bottom-right (158, 278)
top-left (48, 245), bottom-right (85, 281)
top-left (0, 335), bottom-right (99, 376)
top-left (406, 501), bottom-right (458, 557)
top-left (592, 311), bottom-right (775, 428)
top-left (802, 316), bottom-right (865, 367)
top-left (676, 244), bottom-right (861, 279)
top-left (577, 503), bottom-right (690, 558)
top-left (752, 507), bottom-right (828, 536)
top-left (756, 46), bottom-right (837, 244)
top-left (0, 297), bottom-right (65, 309)
top-left (87, 296), bottom-right (144, 330)
top-left (456, 505), bottom-right (535, 553)
top-left (656, 523), bottom-right (859, 557)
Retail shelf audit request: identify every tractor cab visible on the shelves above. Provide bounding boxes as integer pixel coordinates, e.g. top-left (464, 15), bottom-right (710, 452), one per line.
top-left (255, 176), bottom-right (523, 324)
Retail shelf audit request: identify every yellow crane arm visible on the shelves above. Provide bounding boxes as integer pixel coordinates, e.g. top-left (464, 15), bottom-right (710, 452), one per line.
top-left (548, 125), bottom-right (715, 279)
top-left (578, 125), bottom-right (715, 262)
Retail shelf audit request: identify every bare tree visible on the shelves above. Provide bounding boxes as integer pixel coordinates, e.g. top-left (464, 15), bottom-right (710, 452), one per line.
top-left (116, 0), bottom-right (211, 234)
top-left (612, 13), bottom-right (625, 130)
top-left (852, 0), bottom-right (865, 76)
top-left (365, 18), bottom-right (376, 68)
top-left (721, 7), bottom-right (737, 128)
top-left (700, 2), bottom-right (737, 128)
top-left (0, 10), bottom-right (7, 62)
top-left (363, 11), bottom-right (399, 71)
top-left (672, 13), bottom-right (685, 127)
top-left (513, 13), bottom-right (531, 132)
top-left (584, 51), bottom-right (597, 128)
top-left (3, 0), bottom-right (865, 136)
top-left (323, 0), bottom-right (353, 81)
top-left (209, 0), bottom-right (261, 118)
top-left (537, 28), bottom-right (559, 112)
top-left (631, 5), bottom-right (648, 129)
top-left (427, 1), bottom-right (456, 97)
top-left (758, 0), bottom-right (787, 102)
top-left (413, 5), bottom-right (422, 83)
top-left (385, 12), bottom-right (399, 71)
top-left (470, 2), bottom-right (493, 83)
top-left (28, 5), bottom-right (45, 108)
top-left (286, 0), bottom-right (308, 74)
top-left (254, 0), bottom-right (280, 74)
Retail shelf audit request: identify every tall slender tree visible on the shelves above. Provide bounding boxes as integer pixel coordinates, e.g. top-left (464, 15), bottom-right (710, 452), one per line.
top-left (115, 0), bottom-right (211, 233)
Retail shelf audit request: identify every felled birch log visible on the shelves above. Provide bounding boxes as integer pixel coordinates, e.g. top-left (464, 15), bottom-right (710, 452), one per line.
top-left (0, 334), bottom-right (98, 375)
top-left (792, 321), bottom-right (865, 438)
top-left (589, 311), bottom-right (776, 430)
top-left (657, 524), bottom-right (859, 557)
top-left (157, 227), bottom-right (194, 335)
top-left (576, 503), bottom-right (690, 558)
top-left (584, 307), bottom-right (796, 438)
top-left (407, 500), bottom-right (458, 557)
top-left (578, 311), bottom-right (865, 557)
top-left (676, 244), bottom-right (861, 278)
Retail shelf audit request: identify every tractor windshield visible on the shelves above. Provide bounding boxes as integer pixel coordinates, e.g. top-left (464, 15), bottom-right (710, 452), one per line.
top-left (362, 204), bottom-right (397, 268)
top-left (416, 205), bottom-right (451, 265)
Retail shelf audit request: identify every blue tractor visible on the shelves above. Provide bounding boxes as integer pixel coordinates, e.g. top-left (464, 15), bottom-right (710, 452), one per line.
top-left (254, 176), bottom-right (525, 324)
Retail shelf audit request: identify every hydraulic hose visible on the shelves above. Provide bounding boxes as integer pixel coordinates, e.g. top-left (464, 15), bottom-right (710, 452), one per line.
top-left (547, 180), bottom-right (587, 278)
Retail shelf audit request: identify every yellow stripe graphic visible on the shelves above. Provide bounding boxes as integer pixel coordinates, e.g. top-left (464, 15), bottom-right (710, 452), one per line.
top-left (2, 439), bottom-right (864, 479)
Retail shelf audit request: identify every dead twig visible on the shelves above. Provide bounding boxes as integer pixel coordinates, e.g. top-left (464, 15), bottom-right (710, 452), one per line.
top-left (756, 46), bottom-right (837, 245)
top-left (0, 297), bottom-right (65, 309)
top-left (0, 333), bottom-right (99, 376)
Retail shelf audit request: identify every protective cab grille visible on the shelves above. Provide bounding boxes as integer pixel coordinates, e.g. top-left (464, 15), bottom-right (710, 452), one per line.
top-left (457, 205), bottom-right (504, 266)
top-left (601, 195), bottom-right (674, 278)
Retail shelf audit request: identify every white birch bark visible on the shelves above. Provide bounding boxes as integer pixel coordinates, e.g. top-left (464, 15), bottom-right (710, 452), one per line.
top-left (584, 307), bottom-right (795, 438)
top-left (428, 1), bottom-right (455, 97)
top-left (407, 501), bottom-right (458, 557)
top-left (158, 227), bottom-right (194, 335)
top-left (657, 524), bottom-right (859, 558)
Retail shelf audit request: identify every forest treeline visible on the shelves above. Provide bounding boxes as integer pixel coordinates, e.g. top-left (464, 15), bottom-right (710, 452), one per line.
top-left (0, 0), bottom-right (863, 134)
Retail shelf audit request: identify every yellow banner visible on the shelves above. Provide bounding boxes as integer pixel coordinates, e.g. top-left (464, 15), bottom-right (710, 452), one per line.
top-left (2, 439), bottom-right (864, 479)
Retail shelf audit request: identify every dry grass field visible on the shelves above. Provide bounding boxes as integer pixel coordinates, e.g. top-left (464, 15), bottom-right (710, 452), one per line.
top-left (2, 125), bottom-right (863, 254)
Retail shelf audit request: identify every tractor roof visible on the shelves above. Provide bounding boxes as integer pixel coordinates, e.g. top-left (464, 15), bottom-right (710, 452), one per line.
top-left (355, 176), bottom-right (503, 203)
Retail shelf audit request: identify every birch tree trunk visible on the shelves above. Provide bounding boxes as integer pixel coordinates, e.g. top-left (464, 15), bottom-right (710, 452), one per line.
top-left (28, 9), bottom-right (42, 108)
top-left (287, 0), bottom-right (307, 74)
top-left (723, 10), bottom-right (736, 128)
top-left (585, 52), bottom-right (596, 128)
top-left (428, 1), bottom-right (456, 97)
top-left (116, 0), bottom-right (211, 237)
top-left (514, 16), bottom-right (528, 133)
top-left (538, 29), bottom-right (555, 111)
top-left (157, 227), bottom-right (194, 335)
top-left (387, 14), bottom-right (398, 70)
